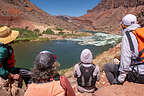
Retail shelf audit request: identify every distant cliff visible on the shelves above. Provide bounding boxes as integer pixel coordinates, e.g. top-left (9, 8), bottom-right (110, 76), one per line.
top-left (88, 0), bottom-right (144, 13)
top-left (71, 0), bottom-right (144, 34)
top-left (0, 0), bottom-right (78, 31)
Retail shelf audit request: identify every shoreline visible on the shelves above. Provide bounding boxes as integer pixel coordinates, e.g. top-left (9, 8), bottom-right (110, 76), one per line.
top-left (15, 31), bottom-right (93, 43)
top-left (14, 30), bottom-right (121, 74)
top-left (59, 42), bottom-right (121, 75)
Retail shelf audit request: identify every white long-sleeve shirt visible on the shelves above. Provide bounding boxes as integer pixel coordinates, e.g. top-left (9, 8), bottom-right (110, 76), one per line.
top-left (118, 24), bottom-right (144, 83)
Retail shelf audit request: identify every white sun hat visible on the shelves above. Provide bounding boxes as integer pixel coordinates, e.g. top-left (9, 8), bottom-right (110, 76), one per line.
top-left (121, 14), bottom-right (137, 26)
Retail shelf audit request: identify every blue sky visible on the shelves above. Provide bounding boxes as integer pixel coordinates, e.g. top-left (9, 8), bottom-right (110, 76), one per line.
top-left (30, 0), bottom-right (101, 16)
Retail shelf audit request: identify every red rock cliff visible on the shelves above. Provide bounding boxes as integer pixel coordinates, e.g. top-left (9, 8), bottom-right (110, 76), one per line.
top-left (72, 0), bottom-right (144, 34)
top-left (0, 0), bottom-right (78, 30)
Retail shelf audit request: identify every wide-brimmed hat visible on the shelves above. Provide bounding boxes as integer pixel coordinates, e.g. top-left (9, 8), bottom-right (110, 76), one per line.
top-left (0, 26), bottom-right (19, 44)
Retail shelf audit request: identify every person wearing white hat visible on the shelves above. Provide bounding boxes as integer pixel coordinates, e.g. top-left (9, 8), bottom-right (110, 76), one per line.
top-left (104, 14), bottom-right (144, 84)
top-left (74, 49), bottom-right (100, 93)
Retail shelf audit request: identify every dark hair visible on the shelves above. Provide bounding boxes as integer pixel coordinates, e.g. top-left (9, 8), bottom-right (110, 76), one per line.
top-left (32, 61), bottom-right (60, 83)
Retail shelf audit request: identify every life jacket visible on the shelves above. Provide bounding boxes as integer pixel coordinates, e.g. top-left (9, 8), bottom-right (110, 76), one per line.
top-left (77, 63), bottom-right (97, 88)
top-left (5, 45), bottom-right (15, 68)
top-left (7, 46), bottom-right (15, 68)
top-left (126, 27), bottom-right (144, 63)
top-left (0, 44), bottom-right (15, 68)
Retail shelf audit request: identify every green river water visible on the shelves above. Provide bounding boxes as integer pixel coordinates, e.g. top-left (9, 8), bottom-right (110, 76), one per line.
top-left (13, 32), bottom-right (122, 70)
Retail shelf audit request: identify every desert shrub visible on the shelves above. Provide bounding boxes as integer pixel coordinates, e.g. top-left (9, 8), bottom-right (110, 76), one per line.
top-left (43, 28), bottom-right (54, 34)
top-left (55, 27), bottom-right (64, 32)
top-left (12, 27), bottom-right (39, 41)
top-left (33, 29), bottom-right (40, 35)
top-left (58, 32), bottom-right (65, 35)
top-left (0, 24), bottom-right (3, 27)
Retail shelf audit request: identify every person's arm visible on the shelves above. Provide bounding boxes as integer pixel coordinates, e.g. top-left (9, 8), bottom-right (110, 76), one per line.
top-left (73, 66), bottom-right (77, 78)
top-left (73, 64), bottom-right (81, 78)
top-left (93, 65), bottom-right (100, 81)
top-left (60, 76), bottom-right (75, 96)
top-left (0, 66), bottom-right (9, 79)
top-left (118, 35), bottom-right (132, 83)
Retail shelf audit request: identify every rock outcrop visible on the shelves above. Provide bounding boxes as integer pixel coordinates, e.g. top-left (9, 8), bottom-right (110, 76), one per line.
top-left (0, 0), bottom-right (78, 31)
top-left (87, 0), bottom-right (144, 13)
top-left (65, 42), bottom-right (144, 96)
top-left (72, 0), bottom-right (144, 34)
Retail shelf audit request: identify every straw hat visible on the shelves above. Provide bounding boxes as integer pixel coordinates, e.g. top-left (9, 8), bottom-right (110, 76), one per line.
top-left (0, 26), bottom-right (19, 44)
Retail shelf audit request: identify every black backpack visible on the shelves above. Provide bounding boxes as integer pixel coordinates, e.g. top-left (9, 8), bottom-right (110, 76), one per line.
top-left (77, 63), bottom-right (97, 87)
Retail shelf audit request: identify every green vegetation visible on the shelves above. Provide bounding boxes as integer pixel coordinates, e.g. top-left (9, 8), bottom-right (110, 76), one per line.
top-left (39, 38), bottom-right (49, 41)
top-left (12, 28), bottom-right (40, 42)
top-left (43, 28), bottom-right (54, 35)
top-left (33, 29), bottom-right (40, 33)
top-left (58, 32), bottom-right (91, 38)
top-left (0, 25), bottom-right (92, 42)
top-left (0, 24), bottom-right (3, 27)
top-left (25, 26), bottom-right (29, 30)
top-left (58, 32), bottom-right (65, 35)
top-left (55, 27), bottom-right (64, 32)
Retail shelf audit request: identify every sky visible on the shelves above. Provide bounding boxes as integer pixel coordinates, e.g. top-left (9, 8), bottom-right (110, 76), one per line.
top-left (30, 0), bottom-right (101, 17)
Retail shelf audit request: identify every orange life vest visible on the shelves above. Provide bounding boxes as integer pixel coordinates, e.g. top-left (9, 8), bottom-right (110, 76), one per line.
top-left (133, 28), bottom-right (144, 62)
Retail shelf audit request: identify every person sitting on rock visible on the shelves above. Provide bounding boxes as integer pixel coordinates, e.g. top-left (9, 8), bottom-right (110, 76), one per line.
top-left (24, 50), bottom-right (75, 96)
top-left (104, 14), bottom-right (144, 85)
top-left (74, 49), bottom-right (100, 93)
top-left (0, 26), bottom-right (33, 95)
top-left (0, 26), bottom-right (32, 84)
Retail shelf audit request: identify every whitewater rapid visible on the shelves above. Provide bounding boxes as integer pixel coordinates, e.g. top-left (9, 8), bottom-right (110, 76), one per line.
top-left (65, 32), bottom-right (122, 46)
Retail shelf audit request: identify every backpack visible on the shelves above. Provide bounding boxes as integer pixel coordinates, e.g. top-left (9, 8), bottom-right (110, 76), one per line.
top-left (77, 63), bottom-right (97, 87)
top-left (126, 28), bottom-right (144, 63)
top-left (0, 44), bottom-right (15, 68)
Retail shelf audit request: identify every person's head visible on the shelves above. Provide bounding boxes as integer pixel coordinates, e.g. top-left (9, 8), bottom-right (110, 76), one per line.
top-left (0, 26), bottom-right (19, 45)
top-left (32, 51), bottom-right (60, 83)
top-left (121, 14), bottom-right (137, 29)
top-left (80, 49), bottom-right (93, 64)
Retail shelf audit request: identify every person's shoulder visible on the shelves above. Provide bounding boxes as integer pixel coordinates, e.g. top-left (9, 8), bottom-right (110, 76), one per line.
top-left (94, 64), bottom-right (99, 67)
top-left (0, 44), bottom-right (8, 53)
top-left (92, 64), bottom-right (99, 69)
top-left (74, 63), bottom-right (80, 67)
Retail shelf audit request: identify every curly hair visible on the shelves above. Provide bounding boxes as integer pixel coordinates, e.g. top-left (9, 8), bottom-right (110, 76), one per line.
top-left (32, 61), bottom-right (60, 83)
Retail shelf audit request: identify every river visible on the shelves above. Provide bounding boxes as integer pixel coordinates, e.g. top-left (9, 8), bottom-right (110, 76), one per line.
top-left (13, 32), bottom-right (122, 70)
